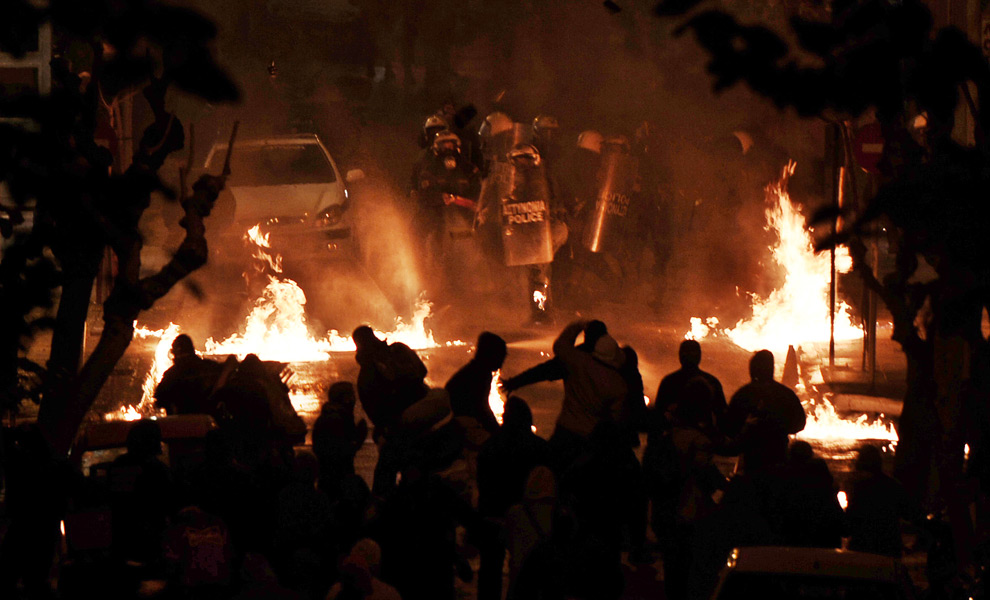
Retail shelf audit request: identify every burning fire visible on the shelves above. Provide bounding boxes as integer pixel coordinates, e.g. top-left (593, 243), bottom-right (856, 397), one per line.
top-left (104, 323), bottom-right (178, 421)
top-left (203, 278), bottom-right (456, 361)
top-left (246, 224), bottom-right (283, 273)
top-left (796, 394), bottom-right (898, 443)
top-left (533, 290), bottom-right (548, 312)
top-left (685, 317), bottom-right (719, 341)
top-left (719, 162), bottom-right (860, 353)
top-left (489, 369), bottom-right (506, 425)
top-left (685, 163), bottom-right (896, 444)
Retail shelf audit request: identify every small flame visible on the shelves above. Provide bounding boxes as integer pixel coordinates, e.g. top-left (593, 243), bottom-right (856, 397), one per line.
top-left (246, 224), bottom-right (283, 273)
top-left (837, 490), bottom-right (848, 510)
top-left (533, 290), bottom-right (547, 311)
top-left (105, 405), bottom-right (144, 422)
top-left (685, 317), bottom-right (719, 341)
top-left (489, 369), bottom-right (506, 425)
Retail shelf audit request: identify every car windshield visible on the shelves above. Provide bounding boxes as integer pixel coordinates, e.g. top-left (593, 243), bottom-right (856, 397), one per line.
top-left (208, 143), bottom-right (336, 186)
top-left (718, 573), bottom-right (905, 600)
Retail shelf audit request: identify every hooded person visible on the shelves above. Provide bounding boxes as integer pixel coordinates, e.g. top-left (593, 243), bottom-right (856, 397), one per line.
top-left (445, 332), bottom-right (507, 434)
top-left (722, 350), bottom-right (806, 473)
top-left (353, 325), bottom-right (430, 495)
top-left (548, 320), bottom-right (629, 473)
top-left (352, 325), bottom-right (429, 438)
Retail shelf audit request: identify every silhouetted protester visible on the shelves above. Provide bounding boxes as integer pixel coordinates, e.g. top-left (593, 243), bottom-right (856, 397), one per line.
top-left (326, 538), bottom-right (401, 600)
top-left (658, 381), bottom-right (727, 600)
top-left (504, 465), bottom-right (562, 600)
top-left (477, 397), bottom-right (550, 600)
top-left (556, 422), bottom-right (631, 600)
top-left (273, 451), bottom-right (332, 596)
top-left (312, 382), bottom-right (368, 496)
top-left (353, 325), bottom-right (429, 434)
top-left (651, 339), bottom-right (726, 433)
top-left (847, 444), bottom-right (916, 557)
top-left (502, 320), bottom-right (608, 393)
top-left (618, 344), bottom-right (648, 446)
top-left (184, 429), bottom-right (256, 551)
top-left (722, 350), bottom-right (806, 473)
top-left (775, 441), bottom-right (845, 548)
top-left (0, 424), bottom-right (75, 599)
top-left (353, 325), bottom-right (430, 495)
top-left (154, 333), bottom-right (223, 415)
top-left (108, 419), bottom-right (175, 563)
top-left (548, 320), bottom-right (629, 472)
top-left (375, 414), bottom-right (480, 600)
top-left (446, 331), bottom-right (507, 434)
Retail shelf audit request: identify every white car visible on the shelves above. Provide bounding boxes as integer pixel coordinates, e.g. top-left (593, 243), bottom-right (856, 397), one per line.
top-left (203, 133), bottom-right (364, 258)
top-left (711, 546), bottom-right (916, 600)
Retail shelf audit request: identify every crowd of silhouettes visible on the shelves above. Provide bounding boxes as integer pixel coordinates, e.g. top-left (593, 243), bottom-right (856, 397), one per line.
top-left (0, 323), bottom-right (926, 600)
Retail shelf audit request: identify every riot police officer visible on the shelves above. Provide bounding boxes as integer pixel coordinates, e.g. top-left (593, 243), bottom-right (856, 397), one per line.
top-left (501, 143), bottom-right (567, 323)
top-left (410, 130), bottom-right (481, 272)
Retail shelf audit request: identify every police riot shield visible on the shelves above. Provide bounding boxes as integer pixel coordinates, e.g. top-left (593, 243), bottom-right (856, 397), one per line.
top-left (583, 146), bottom-right (638, 253)
top-left (501, 163), bottom-right (554, 266)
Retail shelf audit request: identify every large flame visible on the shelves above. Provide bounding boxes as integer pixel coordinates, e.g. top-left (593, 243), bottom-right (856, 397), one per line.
top-left (105, 323), bottom-right (178, 421)
top-left (685, 163), bottom-right (896, 444)
top-left (203, 223), bottom-right (461, 360)
top-left (723, 162), bottom-right (861, 353)
top-left (203, 277), bottom-right (455, 361)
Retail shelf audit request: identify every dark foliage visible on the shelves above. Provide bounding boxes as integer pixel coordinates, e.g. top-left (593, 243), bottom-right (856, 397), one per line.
top-left (0, 0), bottom-right (238, 448)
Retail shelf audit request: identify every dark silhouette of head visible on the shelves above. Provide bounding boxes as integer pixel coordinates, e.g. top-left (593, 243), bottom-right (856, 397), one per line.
top-left (679, 339), bottom-right (702, 368)
top-left (327, 381), bottom-right (357, 410)
top-left (502, 396), bottom-right (533, 433)
top-left (475, 332), bottom-right (507, 371)
top-left (126, 419), bottom-right (163, 457)
top-left (584, 320), bottom-right (608, 347)
top-left (855, 444), bottom-right (884, 475)
top-left (749, 350), bottom-right (775, 382)
top-left (171, 334), bottom-right (195, 358)
top-left (788, 440), bottom-right (814, 464)
top-left (352, 325), bottom-right (385, 352)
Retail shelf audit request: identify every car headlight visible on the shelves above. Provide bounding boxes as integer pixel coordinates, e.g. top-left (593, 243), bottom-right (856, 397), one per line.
top-left (315, 206), bottom-right (344, 228)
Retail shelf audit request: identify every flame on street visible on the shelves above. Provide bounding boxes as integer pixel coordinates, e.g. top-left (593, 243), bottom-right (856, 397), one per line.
top-left (105, 323), bottom-right (178, 421)
top-left (720, 162), bottom-right (860, 353)
top-left (685, 163), bottom-right (896, 444)
top-left (203, 277), bottom-right (456, 361)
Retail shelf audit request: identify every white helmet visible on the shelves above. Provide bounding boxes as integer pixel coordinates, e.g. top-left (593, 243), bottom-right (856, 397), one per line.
top-left (576, 130), bottom-right (604, 154)
top-left (479, 111), bottom-right (514, 138)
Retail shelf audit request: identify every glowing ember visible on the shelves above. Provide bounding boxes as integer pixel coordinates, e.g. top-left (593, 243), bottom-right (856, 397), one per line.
top-left (489, 369), bottom-right (506, 425)
top-left (725, 162), bottom-right (860, 352)
top-left (837, 490), bottom-right (848, 510)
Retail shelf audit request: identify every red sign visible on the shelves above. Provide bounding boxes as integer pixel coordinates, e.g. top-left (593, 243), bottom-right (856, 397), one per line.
top-left (852, 122), bottom-right (884, 174)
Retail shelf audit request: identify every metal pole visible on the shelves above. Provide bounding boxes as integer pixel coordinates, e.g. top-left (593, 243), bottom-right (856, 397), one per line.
top-left (829, 125), bottom-right (843, 369)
